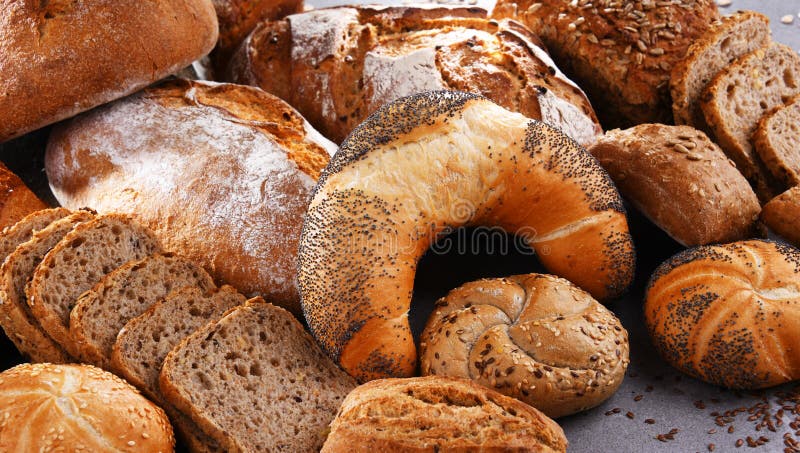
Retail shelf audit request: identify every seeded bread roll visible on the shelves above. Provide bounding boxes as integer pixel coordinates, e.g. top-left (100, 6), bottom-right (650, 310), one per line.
top-left (0, 0), bottom-right (218, 142)
top-left (298, 91), bottom-right (635, 382)
top-left (761, 186), bottom-right (800, 247)
top-left (753, 94), bottom-right (800, 187)
top-left (590, 124), bottom-right (760, 246)
top-left (0, 363), bottom-right (174, 452)
top-left (321, 376), bottom-right (567, 453)
top-left (45, 79), bottom-right (336, 315)
top-left (493, 0), bottom-right (719, 127)
top-left (228, 6), bottom-right (602, 146)
top-left (645, 240), bottom-right (800, 388)
top-left (420, 274), bottom-right (629, 418)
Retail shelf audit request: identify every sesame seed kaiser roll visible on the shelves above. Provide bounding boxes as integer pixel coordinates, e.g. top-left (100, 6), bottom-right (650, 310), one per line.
top-left (0, 363), bottom-right (175, 452)
top-left (420, 274), bottom-right (629, 418)
top-left (645, 240), bottom-right (800, 389)
top-left (298, 91), bottom-right (635, 382)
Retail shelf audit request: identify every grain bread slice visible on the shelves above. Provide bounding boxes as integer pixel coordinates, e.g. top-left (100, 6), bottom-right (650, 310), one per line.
top-left (25, 214), bottom-right (162, 359)
top-left (0, 207), bottom-right (71, 261)
top-left (700, 42), bottom-right (800, 200)
top-left (159, 298), bottom-right (357, 452)
top-left (671, 11), bottom-right (771, 131)
top-left (753, 94), bottom-right (800, 186)
top-left (70, 253), bottom-right (215, 369)
top-left (0, 210), bottom-right (94, 362)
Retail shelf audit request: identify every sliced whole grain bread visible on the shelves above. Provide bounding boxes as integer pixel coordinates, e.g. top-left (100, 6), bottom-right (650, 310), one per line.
top-left (0, 207), bottom-right (71, 262)
top-left (25, 214), bottom-right (162, 359)
top-left (159, 298), bottom-right (357, 452)
top-left (0, 210), bottom-right (94, 362)
top-left (700, 42), bottom-right (800, 201)
top-left (753, 94), bottom-right (800, 186)
top-left (671, 11), bottom-right (771, 131)
top-left (70, 253), bottom-right (215, 369)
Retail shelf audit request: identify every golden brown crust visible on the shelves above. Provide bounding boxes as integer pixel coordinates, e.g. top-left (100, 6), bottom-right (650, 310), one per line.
top-left (590, 124), bottom-right (760, 246)
top-left (298, 91), bottom-right (634, 382)
top-left (419, 274), bottom-right (629, 418)
top-left (0, 163), bottom-right (48, 228)
top-left (761, 186), bottom-right (800, 247)
top-left (645, 239), bottom-right (800, 389)
top-left (0, 363), bottom-right (175, 452)
top-left (0, 0), bottom-right (218, 142)
top-left (321, 376), bottom-right (567, 453)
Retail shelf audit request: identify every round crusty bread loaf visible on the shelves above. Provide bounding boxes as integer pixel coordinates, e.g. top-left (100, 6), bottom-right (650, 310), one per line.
top-left (645, 240), bottom-right (800, 389)
top-left (761, 186), bottom-right (800, 247)
top-left (298, 91), bottom-right (635, 382)
top-left (321, 376), bottom-right (568, 453)
top-left (45, 79), bottom-right (336, 315)
top-left (0, 363), bottom-right (174, 452)
top-left (420, 274), bottom-right (629, 418)
top-left (0, 0), bottom-right (218, 142)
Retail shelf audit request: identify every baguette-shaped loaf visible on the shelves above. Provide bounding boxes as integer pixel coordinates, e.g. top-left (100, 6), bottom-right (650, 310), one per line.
top-left (0, 163), bottom-right (48, 227)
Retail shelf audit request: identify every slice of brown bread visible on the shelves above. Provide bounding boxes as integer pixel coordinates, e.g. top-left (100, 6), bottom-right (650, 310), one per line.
top-left (0, 207), bottom-right (71, 261)
top-left (0, 210), bottom-right (94, 362)
top-left (671, 11), bottom-right (771, 131)
top-left (753, 94), bottom-right (800, 186)
top-left (70, 253), bottom-right (215, 369)
top-left (26, 214), bottom-right (162, 359)
top-left (700, 42), bottom-right (800, 201)
top-left (159, 298), bottom-right (357, 452)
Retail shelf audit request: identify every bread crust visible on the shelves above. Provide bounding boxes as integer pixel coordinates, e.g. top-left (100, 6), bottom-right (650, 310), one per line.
top-left (298, 91), bottom-right (634, 382)
top-left (0, 0), bottom-right (219, 142)
top-left (0, 163), bottom-right (48, 227)
top-left (753, 94), bottom-right (800, 187)
top-left (761, 186), bottom-right (800, 247)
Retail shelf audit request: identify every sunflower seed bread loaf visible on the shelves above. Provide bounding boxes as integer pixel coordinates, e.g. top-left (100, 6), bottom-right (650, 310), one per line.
top-left (753, 94), bottom-right (800, 187)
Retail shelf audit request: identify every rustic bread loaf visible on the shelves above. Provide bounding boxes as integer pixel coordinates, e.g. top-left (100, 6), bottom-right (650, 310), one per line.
top-left (645, 239), bottom-right (800, 388)
top-left (590, 124), bottom-right (760, 246)
top-left (45, 79), bottom-right (336, 315)
top-left (0, 0), bottom-right (218, 142)
top-left (761, 186), bottom-right (800, 247)
top-left (159, 298), bottom-right (356, 452)
top-left (0, 363), bottom-right (174, 452)
top-left (0, 207), bottom-right (70, 261)
top-left (298, 91), bottom-right (634, 382)
top-left (228, 6), bottom-right (602, 146)
top-left (493, 0), bottom-right (719, 127)
top-left (670, 11), bottom-right (771, 132)
top-left (26, 214), bottom-right (162, 359)
top-left (420, 274), bottom-right (628, 418)
top-left (0, 210), bottom-right (94, 363)
top-left (700, 43), bottom-right (800, 201)
top-left (753, 94), bottom-right (800, 186)
top-left (0, 163), bottom-right (48, 227)
top-left (321, 376), bottom-right (568, 453)
top-left (70, 253), bottom-right (216, 369)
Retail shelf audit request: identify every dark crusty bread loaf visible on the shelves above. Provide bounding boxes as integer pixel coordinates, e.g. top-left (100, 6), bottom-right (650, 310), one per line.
top-left (590, 124), bottom-right (760, 246)
top-left (753, 94), bottom-right (800, 186)
top-left (761, 186), bottom-right (800, 247)
top-left (26, 214), bottom-right (162, 359)
top-left (670, 11), bottom-right (771, 132)
top-left (70, 253), bottom-right (216, 369)
top-left (45, 79), bottom-right (335, 315)
top-left (0, 163), bottom-right (48, 227)
top-left (229, 6), bottom-right (602, 146)
top-left (0, 207), bottom-right (70, 261)
top-left (0, 210), bottom-right (93, 362)
top-left (321, 376), bottom-right (568, 453)
top-left (159, 298), bottom-right (356, 452)
top-left (700, 43), bottom-right (800, 201)
top-left (493, 0), bottom-right (720, 127)
top-left (0, 0), bottom-right (218, 142)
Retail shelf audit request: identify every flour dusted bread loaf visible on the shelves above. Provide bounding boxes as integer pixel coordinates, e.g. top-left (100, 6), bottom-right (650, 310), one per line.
top-left (0, 163), bottom-right (48, 226)
top-left (321, 376), bottom-right (568, 453)
top-left (645, 240), bottom-right (800, 388)
top-left (299, 91), bottom-right (634, 382)
top-left (761, 186), bottom-right (800, 247)
top-left (590, 124), bottom-right (760, 246)
top-left (493, 0), bottom-right (719, 127)
top-left (420, 274), bottom-right (629, 418)
top-left (0, 0), bottom-right (218, 142)
top-left (46, 79), bottom-right (336, 315)
top-left (229, 6), bottom-right (602, 146)
top-left (753, 94), bottom-right (800, 186)
top-left (0, 363), bottom-right (174, 452)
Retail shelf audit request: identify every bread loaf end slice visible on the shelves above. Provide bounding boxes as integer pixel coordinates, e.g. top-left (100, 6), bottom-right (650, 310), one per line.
top-left (0, 207), bottom-right (71, 261)
top-left (753, 94), bottom-right (800, 186)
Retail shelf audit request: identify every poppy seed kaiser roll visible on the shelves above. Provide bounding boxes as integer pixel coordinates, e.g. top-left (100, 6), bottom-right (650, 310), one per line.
top-left (420, 274), bottom-right (629, 418)
top-left (645, 240), bottom-right (800, 389)
top-left (298, 91), bottom-right (635, 382)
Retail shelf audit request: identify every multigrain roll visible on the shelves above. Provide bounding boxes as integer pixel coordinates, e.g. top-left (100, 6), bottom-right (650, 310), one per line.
top-left (0, 363), bottom-right (174, 452)
top-left (298, 91), bottom-right (635, 382)
top-left (420, 274), bottom-right (629, 418)
top-left (228, 6), bottom-right (602, 146)
top-left (645, 240), bottom-right (800, 389)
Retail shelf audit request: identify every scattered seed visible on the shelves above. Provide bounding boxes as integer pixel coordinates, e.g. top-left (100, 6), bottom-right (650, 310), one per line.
top-left (782, 15), bottom-right (795, 25)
